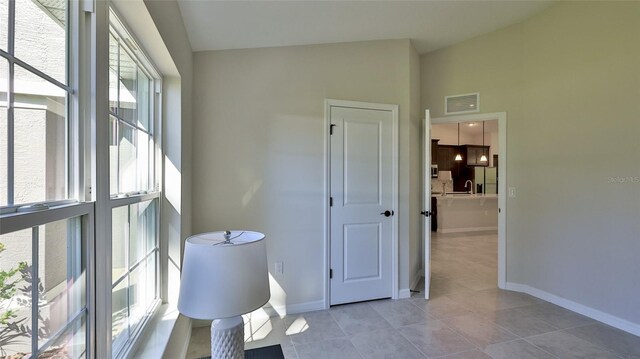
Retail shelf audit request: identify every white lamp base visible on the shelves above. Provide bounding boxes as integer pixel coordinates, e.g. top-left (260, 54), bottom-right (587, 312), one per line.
top-left (211, 316), bottom-right (244, 359)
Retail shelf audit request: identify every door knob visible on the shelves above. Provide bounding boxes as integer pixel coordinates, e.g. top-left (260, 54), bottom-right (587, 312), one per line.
top-left (380, 210), bottom-right (394, 217)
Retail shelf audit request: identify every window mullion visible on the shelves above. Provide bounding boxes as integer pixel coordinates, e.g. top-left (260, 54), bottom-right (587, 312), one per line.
top-left (8, 0), bottom-right (14, 54)
top-left (6, 0), bottom-right (14, 206)
top-left (116, 41), bottom-right (120, 195)
top-left (8, 55), bottom-right (71, 92)
top-left (7, 58), bottom-right (14, 206)
top-left (31, 226), bottom-right (39, 356)
top-left (125, 205), bottom-right (131, 338)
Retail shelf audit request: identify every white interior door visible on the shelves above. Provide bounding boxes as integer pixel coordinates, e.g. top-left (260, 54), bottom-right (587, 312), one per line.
top-left (423, 110), bottom-right (432, 299)
top-left (330, 105), bottom-right (394, 305)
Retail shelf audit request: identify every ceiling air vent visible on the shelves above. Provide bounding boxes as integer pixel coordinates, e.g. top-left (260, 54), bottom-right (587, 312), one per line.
top-left (445, 93), bottom-right (480, 115)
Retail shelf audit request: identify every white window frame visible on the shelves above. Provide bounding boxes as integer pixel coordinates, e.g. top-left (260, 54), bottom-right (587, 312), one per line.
top-left (2, 1), bottom-right (170, 357)
top-left (0, 202), bottom-right (95, 358)
top-left (108, 11), bottom-right (159, 198)
top-left (0, 0), bottom-right (79, 211)
top-left (0, 0), bottom-right (96, 357)
top-left (95, 5), bottom-right (164, 359)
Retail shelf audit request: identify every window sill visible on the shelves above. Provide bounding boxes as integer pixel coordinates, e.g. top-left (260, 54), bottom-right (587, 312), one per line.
top-left (130, 304), bottom-right (191, 359)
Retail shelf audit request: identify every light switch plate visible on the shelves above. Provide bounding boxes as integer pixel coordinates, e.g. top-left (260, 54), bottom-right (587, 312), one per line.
top-left (275, 262), bottom-right (283, 275)
top-left (508, 187), bottom-right (516, 198)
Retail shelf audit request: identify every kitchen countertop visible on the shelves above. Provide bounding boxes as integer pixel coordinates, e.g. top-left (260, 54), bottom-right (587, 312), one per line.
top-left (434, 193), bottom-right (498, 200)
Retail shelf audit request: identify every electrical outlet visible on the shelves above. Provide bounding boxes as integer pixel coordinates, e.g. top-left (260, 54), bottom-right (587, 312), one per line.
top-left (508, 187), bottom-right (516, 198)
top-left (275, 262), bottom-right (283, 275)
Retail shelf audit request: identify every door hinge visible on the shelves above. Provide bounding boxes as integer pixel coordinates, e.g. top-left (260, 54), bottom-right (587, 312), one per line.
top-left (330, 269), bottom-right (333, 279)
top-left (330, 197), bottom-right (333, 207)
top-left (330, 124), bottom-right (336, 135)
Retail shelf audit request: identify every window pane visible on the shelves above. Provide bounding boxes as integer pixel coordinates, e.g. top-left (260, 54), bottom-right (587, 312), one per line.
top-left (137, 69), bottom-right (150, 131)
top-left (13, 64), bottom-right (67, 205)
top-left (109, 34), bottom-right (118, 114)
top-left (118, 48), bottom-right (136, 124)
top-left (129, 200), bottom-right (156, 267)
top-left (128, 254), bottom-right (157, 336)
top-left (128, 262), bottom-right (145, 333)
top-left (111, 200), bottom-right (158, 355)
top-left (40, 314), bottom-right (87, 359)
top-left (136, 131), bottom-right (149, 191)
top-left (0, 57), bottom-right (7, 206)
top-left (118, 122), bottom-right (135, 193)
top-left (14, 0), bottom-right (67, 85)
top-left (109, 115), bottom-right (118, 195)
top-left (38, 217), bottom-right (86, 349)
top-left (111, 278), bottom-right (128, 355)
top-left (112, 205), bottom-right (127, 285)
top-left (113, 123), bottom-right (153, 195)
top-left (0, 0), bottom-right (7, 51)
top-left (0, 228), bottom-right (33, 356)
top-left (145, 254), bottom-right (156, 311)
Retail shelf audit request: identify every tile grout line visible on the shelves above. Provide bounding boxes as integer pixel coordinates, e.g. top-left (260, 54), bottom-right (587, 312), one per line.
top-left (482, 336), bottom-right (562, 359)
top-left (325, 307), bottom-right (352, 339)
top-left (395, 327), bottom-right (430, 358)
top-left (521, 330), bottom-right (624, 359)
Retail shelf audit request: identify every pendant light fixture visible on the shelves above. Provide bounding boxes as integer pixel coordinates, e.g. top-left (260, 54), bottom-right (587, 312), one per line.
top-left (454, 123), bottom-right (463, 161)
top-left (480, 121), bottom-right (488, 163)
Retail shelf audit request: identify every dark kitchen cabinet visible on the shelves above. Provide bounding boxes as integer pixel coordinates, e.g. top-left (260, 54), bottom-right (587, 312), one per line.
top-left (463, 145), bottom-right (490, 167)
top-left (431, 139), bottom-right (439, 164)
top-left (436, 145), bottom-right (456, 172)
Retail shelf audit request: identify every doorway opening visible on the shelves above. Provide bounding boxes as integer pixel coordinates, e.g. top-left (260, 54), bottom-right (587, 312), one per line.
top-left (421, 112), bottom-right (507, 300)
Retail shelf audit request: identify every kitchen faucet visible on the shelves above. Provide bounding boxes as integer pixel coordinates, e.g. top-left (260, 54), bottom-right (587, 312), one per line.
top-left (465, 180), bottom-right (474, 194)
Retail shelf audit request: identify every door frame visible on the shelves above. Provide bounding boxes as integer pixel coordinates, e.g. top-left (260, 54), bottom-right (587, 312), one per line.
top-left (323, 99), bottom-right (400, 309)
top-left (422, 110), bottom-right (432, 299)
top-left (429, 112), bottom-right (507, 289)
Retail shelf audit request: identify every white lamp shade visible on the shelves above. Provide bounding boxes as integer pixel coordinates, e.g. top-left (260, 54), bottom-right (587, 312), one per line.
top-left (438, 170), bottom-right (452, 181)
top-left (178, 231), bottom-right (271, 320)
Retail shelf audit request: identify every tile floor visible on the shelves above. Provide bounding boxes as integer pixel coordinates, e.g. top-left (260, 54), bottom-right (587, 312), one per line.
top-left (186, 231), bottom-right (640, 358)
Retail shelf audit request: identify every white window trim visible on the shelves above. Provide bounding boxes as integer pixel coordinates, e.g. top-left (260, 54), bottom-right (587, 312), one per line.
top-left (0, 1), bottom-right (95, 357)
top-left (2, 1), bottom-right (171, 357)
top-left (0, 0), bottom-right (76, 210)
top-left (94, 3), bottom-right (165, 359)
top-left (0, 201), bottom-right (95, 358)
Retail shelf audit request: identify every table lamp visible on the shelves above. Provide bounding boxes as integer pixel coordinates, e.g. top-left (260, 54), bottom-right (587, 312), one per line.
top-left (438, 170), bottom-right (452, 181)
top-left (178, 230), bottom-right (271, 359)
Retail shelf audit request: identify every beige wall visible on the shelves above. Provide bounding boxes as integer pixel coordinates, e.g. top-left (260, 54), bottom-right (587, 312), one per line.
top-left (192, 39), bottom-right (419, 308)
top-left (422, 2), bottom-right (640, 326)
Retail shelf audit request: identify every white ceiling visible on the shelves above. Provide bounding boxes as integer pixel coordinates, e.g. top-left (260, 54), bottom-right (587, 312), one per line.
top-left (177, 0), bottom-right (553, 53)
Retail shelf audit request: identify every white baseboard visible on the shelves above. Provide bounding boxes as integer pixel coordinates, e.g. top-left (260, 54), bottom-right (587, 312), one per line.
top-left (270, 299), bottom-right (325, 316)
top-left (438, 226), bottom-right (497, 234)
top-left (505, 282), bottom-right (640, 337)
top-left (398, 288), bottom-right (411, 299)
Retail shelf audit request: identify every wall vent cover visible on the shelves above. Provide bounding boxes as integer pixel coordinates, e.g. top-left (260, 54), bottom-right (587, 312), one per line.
top-left (445, 93), bottom-right (480, 114)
